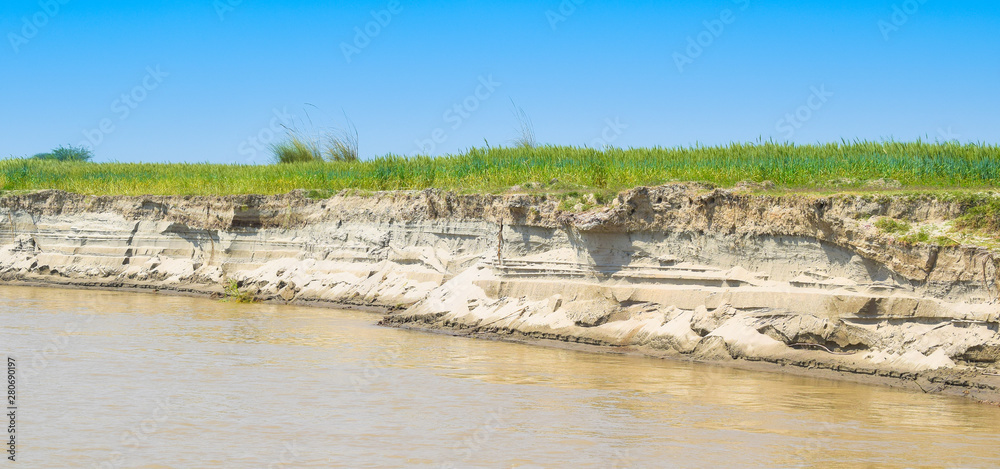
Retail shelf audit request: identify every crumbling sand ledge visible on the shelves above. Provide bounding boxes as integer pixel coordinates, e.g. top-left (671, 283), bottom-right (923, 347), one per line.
top-left (1, 187), bottom-right (998, 402)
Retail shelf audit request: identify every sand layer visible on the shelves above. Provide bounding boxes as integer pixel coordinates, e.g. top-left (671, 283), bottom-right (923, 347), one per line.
top-left (1, 187), bottom-right (998, 401)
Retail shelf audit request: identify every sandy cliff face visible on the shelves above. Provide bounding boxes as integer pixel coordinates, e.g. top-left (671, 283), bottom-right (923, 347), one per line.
top-left (1, 187), bottom-right (997, 397)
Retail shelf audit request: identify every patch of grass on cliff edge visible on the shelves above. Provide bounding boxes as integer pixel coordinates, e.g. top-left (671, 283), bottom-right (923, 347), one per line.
top-left (956, 198), bottom-right (1000, 235)
top-left (875, 218), bottom-right (912, 235)
top-left (1, 140), bottom-right (998, 196)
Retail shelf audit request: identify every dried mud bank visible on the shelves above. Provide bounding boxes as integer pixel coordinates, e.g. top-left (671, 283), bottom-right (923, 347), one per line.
top-left (1, 187), bottom-right (998, 401)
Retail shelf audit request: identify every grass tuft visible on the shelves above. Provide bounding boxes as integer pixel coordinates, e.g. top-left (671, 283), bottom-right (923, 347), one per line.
top-left (876, 218), bottom-right (911, 235)
top-left (272, 136), bottom-right (321, 164)
top-left (901, 228), bottom-right (931, 244)
top-left (510, 100), bottom-right (536, 149)
top-left (325, 122), bottom-right (359, 162)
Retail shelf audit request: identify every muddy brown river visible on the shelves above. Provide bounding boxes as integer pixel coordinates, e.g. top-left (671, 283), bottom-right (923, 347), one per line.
top-left (2, 286), bottom-right (999, 468)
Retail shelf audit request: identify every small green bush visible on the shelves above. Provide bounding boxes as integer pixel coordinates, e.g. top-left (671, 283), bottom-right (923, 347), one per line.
top-left (222, 279), bottom-right (258, 303)
top-left (32, 145), bottom-right (93, 162)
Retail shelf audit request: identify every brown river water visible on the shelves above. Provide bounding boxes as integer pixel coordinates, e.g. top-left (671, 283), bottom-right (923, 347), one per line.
top-left (2, 286), bottom-right (999, 468)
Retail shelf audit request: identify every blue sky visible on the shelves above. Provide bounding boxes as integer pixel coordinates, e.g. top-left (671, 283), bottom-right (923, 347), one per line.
top-left (2, 0), bottom-right (997, 163)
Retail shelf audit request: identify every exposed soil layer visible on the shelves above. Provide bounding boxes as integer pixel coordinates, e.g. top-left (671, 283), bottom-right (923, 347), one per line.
top-left (1, 187), bottom-right (997, 402)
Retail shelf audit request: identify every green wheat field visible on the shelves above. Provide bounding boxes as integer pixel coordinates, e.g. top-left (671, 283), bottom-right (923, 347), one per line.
top-left (3, 141), bottom-right (998, 196)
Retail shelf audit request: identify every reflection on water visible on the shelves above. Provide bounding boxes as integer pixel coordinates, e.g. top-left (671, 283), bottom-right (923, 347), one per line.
top-left (2, 286), bottom-right (999, 468)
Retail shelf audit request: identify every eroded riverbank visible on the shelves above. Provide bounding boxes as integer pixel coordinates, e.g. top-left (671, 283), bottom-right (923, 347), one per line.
top-left (0, 187), bottom-right (998, 401)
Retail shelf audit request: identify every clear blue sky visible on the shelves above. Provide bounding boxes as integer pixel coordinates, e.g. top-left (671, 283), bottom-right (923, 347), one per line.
top-left (2, 0), bottom-right (997, 163)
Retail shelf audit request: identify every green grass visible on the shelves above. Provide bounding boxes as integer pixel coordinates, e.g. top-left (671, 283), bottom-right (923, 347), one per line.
top-left (955, 197), bottom-right (1000, 234)
top-left (1, 140), bottom-right (998, 196)
top-left (875, 218), bottom-right (912, 235)
top-left (901, 228), bottom-right (931, 244)
top-left (324, 123), bottom-right (360, 162)
top-left (221, 279), bottom-right (258, 303)
top-left (271, 126), bottom-right (360, 164)
top-left (271, 136), bottom-right (322, 163)
top-left (933, 236), bottom-right (959, 246)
